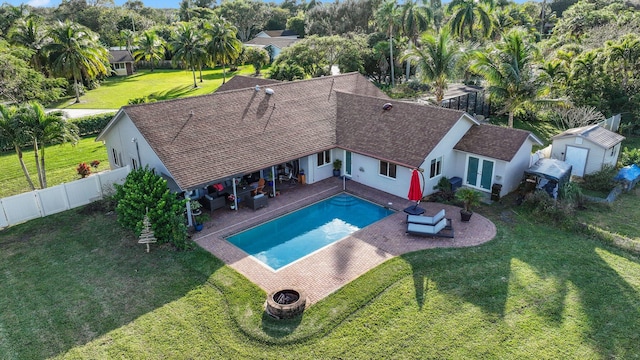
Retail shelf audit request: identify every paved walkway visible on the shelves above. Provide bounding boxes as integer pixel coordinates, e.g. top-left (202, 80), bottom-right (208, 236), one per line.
top-left (46, 109), bottom-right (118, 119)
top-left (193, 177), bottom-right (496, 305)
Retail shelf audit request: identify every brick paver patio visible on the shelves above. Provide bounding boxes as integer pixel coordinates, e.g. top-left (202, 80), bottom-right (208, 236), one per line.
top-left (194, 177), bottom-right (496, 305)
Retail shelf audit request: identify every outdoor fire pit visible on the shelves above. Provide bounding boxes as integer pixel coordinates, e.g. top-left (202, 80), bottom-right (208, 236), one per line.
top-left (265, 289), bottom-right (306, 319)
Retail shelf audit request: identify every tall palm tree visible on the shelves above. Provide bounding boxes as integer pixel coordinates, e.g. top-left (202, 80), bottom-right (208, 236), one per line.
top-left (469, 27), bottom-right (547, 127)
top-left (375, 0), bottom-right (401, 86)
top-left (170, 22), bottom-right (206, 88)
top-left (604, 34), bottom-right (640, 88)
top-left (45, 21), bottom-right (110, 103)
top-left (18, 102), bottom-right (78, 189)
top-left (204, 20), bottom-right (241, 84)
top-left (400, 0), bottom-right (432, 80)
top-left (401, 28), bottom-right (460, 103)
top-left (0, 104), bottom-right (36, 191)
top-left (8, 15), bottom-right (49, 72)
top-left (447, 0), bottom-right (494, 42)
top-left (133, 30), bottom-right (165, 72)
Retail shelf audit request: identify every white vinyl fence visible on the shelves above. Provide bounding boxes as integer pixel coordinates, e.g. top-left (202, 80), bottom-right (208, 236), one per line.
top-left (0, 166), bottom-right (130, 229)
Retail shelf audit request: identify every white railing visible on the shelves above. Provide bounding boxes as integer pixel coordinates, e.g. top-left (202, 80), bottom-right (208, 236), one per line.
top-left (0, 166), bottom-right (130, 229)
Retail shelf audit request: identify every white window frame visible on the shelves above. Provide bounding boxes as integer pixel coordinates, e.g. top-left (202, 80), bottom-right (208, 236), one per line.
top-left (430, 156), bottom-right (443, 179)
top-left (379, 160), bottom-right (397, 179)
top-left (317, 150), bottom-right (331, 167)
top-left (111, 148), bottom-right (120, 166)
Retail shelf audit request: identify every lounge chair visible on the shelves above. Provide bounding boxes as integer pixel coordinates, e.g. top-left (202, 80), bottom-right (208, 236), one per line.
top-left (278, 171), bottom-right (298, 184)
top-left (406, 209), bottom-right (445, 225)
top-left (406, 218), bottom-right (454, 238)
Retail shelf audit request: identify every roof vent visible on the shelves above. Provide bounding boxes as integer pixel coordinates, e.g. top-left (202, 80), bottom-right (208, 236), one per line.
top-left (255, 85), bottom-right (261, 91)
top-left (382, 103), bottom-right (393, 111)
top-left (265, 88), bottom-right (275, 95)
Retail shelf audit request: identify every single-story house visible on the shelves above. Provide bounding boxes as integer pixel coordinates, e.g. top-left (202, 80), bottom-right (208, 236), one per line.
top-left (109, 50), bottom-right (135, 76)
top-left (254, 29), bottom-right (299, 39)
top-left (244, 37), bottom-right (299, 60)
top-left (550, 124), bottom-right (625, 177)
top-left (96, 73), bottom-right (542, 210)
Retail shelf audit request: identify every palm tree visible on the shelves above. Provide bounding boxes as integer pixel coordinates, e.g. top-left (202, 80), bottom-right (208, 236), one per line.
top-left (401, 29), bottom-right (460, 103)
top-left (18, 102), bottom-right (79, 189)
top-left (447, 0), bottom-right (494, 42)
top-left (0, 104), bottom-right (36, 191)
top-left (133, 30), bottom-right (165, 72)
top-left (469, 27), bottom-right (547, 127)
top-left (45, 20), bottom-right (110, 103)
top-left (400, 0), bottom-right (432, 80)
top-left (204, 20), bottom-right (242, 84)
top-left (604, 34), bottom-right (640, 88)
top-left (8, 15), bottom-right (49, 72)
top-left (170, 22), bottom-right (206, 88)
top-left (375, 0), bottom-right (401, 86)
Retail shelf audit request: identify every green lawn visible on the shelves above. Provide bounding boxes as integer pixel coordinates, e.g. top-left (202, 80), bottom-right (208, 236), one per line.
top-left (49, 66), bottom-right (255, 109)
top-left (1, 189), bottom-right (639, 359)
top-left (0, 137), bottom-right (110, 198)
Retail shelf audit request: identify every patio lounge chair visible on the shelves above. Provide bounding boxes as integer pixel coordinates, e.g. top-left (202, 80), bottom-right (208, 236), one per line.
top-left (406, 209), bottom-right (445, 225)
top-left (252, 178), bottom-right (267, 196)
top-left (406, 218), bottom-right (454, 238)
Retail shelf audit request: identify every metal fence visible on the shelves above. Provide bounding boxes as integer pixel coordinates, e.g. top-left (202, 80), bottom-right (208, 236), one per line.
top-left (0, 166), bottom-right (130, 229)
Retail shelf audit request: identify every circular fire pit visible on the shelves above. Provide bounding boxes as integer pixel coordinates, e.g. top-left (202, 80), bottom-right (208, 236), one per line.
top-left (265, 289), bottom-right (306, 319)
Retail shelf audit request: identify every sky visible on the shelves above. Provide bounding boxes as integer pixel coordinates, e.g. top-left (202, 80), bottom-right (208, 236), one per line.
top-left (9, 0), bottom-right (536, 9)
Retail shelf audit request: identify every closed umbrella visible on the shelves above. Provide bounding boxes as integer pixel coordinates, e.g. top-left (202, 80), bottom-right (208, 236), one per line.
top-left (405, 169), bottom-right (425, 215)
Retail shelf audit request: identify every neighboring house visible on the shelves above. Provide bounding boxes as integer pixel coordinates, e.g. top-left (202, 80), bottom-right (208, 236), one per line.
top-left (244, 38), bottom-right (299, 60)
top-left (96, 73), bottom-right (542, 204)
top-left (550, 124), bottom-right (625, 177)
top-left (254, 30), bottom-right (299, 39)
top-left (109, 50), bottom-right (135, 76)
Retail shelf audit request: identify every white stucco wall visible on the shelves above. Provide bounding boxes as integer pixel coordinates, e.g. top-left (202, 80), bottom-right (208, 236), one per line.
top-left (501, 139), bottom-right (537, 195)
top-left (551, 137), bottom-right (617, 175)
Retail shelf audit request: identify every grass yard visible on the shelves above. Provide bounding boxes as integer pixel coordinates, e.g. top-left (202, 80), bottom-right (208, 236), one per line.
top-left (48, 66), bottom-right (255, 109)
top-left (1, 190), bottom-right (639, 359)
top-left (0, 137), bottom-right (109, 198)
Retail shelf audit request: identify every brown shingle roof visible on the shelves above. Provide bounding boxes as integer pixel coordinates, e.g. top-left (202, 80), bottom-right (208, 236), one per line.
top-left (454, 124), bottom-right (535, 161)
top-left (109, 50), bottom-right (134, 63)
top-left (262, 30), bottom-right (298, 37)
top-left (122, 73), bottom-right (387, 190)
top-left (215, 76), bottom-right (280, 93)
top-left (552, 124), bottom-right (625, 149)
top-left (336, 93), bottom-right (465, 167)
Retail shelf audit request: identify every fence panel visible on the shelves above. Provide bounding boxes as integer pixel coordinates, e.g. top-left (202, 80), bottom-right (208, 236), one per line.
top-left (37, 185), bottom-right (70, 216)
top-left (2, 192), bottom-right (41, 225)
top-left (0, 166), bottom-right (130, 229)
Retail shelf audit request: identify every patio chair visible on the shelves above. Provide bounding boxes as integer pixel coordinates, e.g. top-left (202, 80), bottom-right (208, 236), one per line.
top-left (406, 218), bottom-right (454, 238)
top-left (252, 178), bottom-right (267, 196)
top-left (278, 171), bottom-right (298, 184)
top-left (406, 209), bottom-right (445, 225)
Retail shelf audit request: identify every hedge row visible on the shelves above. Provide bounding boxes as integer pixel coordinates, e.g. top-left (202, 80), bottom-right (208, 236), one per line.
top-left (69, 112), bottom-right (116, 137)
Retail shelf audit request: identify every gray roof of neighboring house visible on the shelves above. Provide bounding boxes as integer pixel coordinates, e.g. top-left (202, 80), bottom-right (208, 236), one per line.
top-left (244, 37), bottom-right (299, 49)
top-left (336, 93), bottom-right (466, 167)
top-left (109, 50), bottom-right (134, 63)
top-left (215, 76), bottom-right (280, 93)
top-left (261, 30), bottom-right (298, 37)
top-left (115, 73), bottom-right (388, 190)
top-left (552, 124), bottom-right (625, 149)
top-left (454, 124), bottom-right (543, 162)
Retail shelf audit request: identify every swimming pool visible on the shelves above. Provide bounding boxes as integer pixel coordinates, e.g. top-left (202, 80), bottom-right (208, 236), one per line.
top-left (226, 193), bottom-right (394, 271)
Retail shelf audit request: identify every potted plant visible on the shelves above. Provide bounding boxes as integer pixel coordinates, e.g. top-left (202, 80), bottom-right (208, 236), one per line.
top-left (189, 199), bottom-right (202, 216)
top-left (333, 159), bottom-right (342, 177)
top-left (193, 213), bottom-right (210, 231)
top-left (227, 194), bottom-right (236, 209)
top-left (455, 187), bottom-right (482, 222)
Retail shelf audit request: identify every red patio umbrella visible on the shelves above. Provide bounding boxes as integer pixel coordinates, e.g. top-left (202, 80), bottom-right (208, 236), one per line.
top-left (405, 169), bottom-right (425, 215)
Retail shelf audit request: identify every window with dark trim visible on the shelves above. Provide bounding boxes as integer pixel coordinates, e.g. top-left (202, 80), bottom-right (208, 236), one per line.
top-left (317, 150), bottom-right (331, 166)
top-left (379, 161), bottom-right (397, 178)
top-left (112, 148), bottom-right (120, 166)
top-left (430, 156), bottom-right (442, 178)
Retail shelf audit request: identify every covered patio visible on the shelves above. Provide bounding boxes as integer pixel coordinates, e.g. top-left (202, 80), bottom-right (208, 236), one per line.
top-left (193, 177), bottom-right (496, 305)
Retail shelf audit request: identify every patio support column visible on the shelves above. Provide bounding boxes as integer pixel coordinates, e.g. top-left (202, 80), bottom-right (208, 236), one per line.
top-left (232, 178), bottom-right (238, 211)
top-left (186, 196), bottom-right (194, 226)
top-left (271, 166), bottom-right (276, 195)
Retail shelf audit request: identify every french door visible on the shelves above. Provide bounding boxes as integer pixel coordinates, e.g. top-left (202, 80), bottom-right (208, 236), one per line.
top-left (466, 156), bottom-right (494, 191)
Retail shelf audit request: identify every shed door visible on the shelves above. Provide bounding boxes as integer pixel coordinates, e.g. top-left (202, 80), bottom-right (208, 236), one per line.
top-left (565, 146), bottom-right (588, 177)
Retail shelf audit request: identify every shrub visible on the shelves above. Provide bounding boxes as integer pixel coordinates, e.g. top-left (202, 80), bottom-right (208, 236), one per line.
top-left (620, 146), bottom-right (640, 166)
top-left (582, 165), bottom-right (617, 192)
top-left (69, 112), bottom-right (115, 136)
top-left (522, 190), bottom-right (570, 222)
top-left (559, 181), bottom-right (587, 210)
top-left (76, 162), bottom-right (91, 178)
top-left (114, 166), bottom-right (191, 250)
top-left (431, 177), bottom-right (454, 202)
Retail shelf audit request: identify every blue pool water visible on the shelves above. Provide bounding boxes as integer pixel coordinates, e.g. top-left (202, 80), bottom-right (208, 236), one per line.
top-left (226, 193), bottom-right (394, 270)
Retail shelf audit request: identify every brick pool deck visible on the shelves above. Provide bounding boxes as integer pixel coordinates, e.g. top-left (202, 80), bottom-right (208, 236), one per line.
top-left (194, 177), bottom-right (496, 305)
